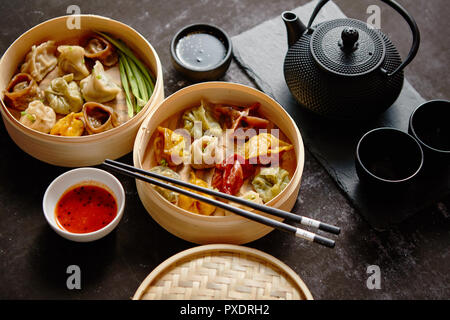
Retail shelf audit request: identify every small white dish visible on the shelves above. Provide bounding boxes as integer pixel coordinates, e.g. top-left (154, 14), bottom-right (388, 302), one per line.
top-left (43, 167), bottom-right (125, 242)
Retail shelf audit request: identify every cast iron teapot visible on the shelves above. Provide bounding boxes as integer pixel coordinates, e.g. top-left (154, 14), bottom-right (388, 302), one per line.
top-left (282, 0), bottom-right (420, 120)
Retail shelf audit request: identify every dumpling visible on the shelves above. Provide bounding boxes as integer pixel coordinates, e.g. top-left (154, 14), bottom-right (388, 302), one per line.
top-left (213, 102), bottom-right (267, 131)
top-left (251, 167), bottom-right (290, 203)
top-left (57, 45), bottom-right (90, 80)
top-left (84, 35), bottom-right (118, 66)
top-left (80, 60), bottom-right (121, 103)
top-left (178, 172), bottom-right (216, 216)
top-left (211, 154), bottom-right (255, 196)
top-left (182, 100), bottom-right (222, 138)
top-left (149, 166), bottom-right (181, 204)
top-left (3, 73), bottom-right (42, 111)
top-left (245, 133), bottom-right (293, 164)
top-left (241, 191), bottom-right (263, 204)
top-left (190, 135), bottom-right (223, 169)
top-left (82, 102), bottom-right (119, 134)
top-left (153, 126), bottom-right (187, 166)
top-left (20, 40), bottom-right (57, 82)
top-left (19, 100), bottom-right (56, 134)
top-left (44, 73), bottom-right (83, 114)
top-left (50, 112), bottom-right (85, 136)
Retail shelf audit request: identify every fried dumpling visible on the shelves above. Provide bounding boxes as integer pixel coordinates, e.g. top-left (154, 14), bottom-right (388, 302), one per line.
top-left (82, 102), bottom-right (119, 134)
top-left (245, 133), bottom-right (293, 164)
top-left (149, 166), bottom-right (181, 204)
top-left (182, 100), bottom-right (222, 138)
top-left (44, 73), bottom-right (83, 114)
top-left (3, 73), bottom-right (42, 111)
top-left (178, 171), bottom-right (216, 216)
top-left (84, 35), bottom-right (118, 67)
top-left (80, 61), bottom-right (121, 103)
top-left (57, 45), bottom-right (90, 80)
top-left (190, 135), bottom-right (223, 169)
top-left (19, 100), bottom-right (56, 134)
top-left (50, 112), bottom-right (85, 136)
top-left (154, 126), bottom-right (187, 166)
top-left (252, 167), bottom-right (290, 203)
top-left (20, 40), bottom-right (57, 82)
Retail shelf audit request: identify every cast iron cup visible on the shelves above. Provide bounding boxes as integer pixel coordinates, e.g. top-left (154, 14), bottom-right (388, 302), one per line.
top-left (170, 24), bottom-right (232, 81)
top-left (355, 127), bottom-right (424, 189)
top-left (408, 100), bottom-right (450, 170)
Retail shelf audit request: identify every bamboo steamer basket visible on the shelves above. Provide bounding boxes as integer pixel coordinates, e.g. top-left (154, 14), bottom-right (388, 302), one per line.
top-left (133, 82), bottom-right (305, 244)
top-left (133, 244), bottom-right (313, 300)
top-left (0, 15), bottom-right (164, 167)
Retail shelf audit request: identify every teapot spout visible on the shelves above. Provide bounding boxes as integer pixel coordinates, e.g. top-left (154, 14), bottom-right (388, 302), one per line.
top-left (282, 11), bottom-right (307, 47)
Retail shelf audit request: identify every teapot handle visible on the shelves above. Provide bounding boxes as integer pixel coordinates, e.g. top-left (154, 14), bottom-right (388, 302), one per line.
top-left (306, 0), bottom-right (420, 77)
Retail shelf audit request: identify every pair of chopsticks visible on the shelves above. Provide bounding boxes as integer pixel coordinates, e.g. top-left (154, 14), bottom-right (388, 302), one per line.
top-left (102, 159), bottom-right (340, 248)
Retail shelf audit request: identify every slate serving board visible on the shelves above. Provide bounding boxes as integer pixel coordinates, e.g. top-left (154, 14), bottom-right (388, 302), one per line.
top-left (232, 0), bottom-right (450, 230)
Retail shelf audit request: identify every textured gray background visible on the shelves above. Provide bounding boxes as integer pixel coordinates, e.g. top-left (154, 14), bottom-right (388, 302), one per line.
top-left (0, 0), bottom-right (449, 299)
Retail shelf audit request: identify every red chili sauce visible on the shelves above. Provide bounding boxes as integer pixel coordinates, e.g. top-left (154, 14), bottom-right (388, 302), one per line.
top-left (55, 182), bottom-right (117, 233)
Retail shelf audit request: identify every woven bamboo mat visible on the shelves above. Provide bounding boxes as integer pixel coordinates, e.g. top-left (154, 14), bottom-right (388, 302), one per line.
top-left (133, 244), bottom-right (313, 300)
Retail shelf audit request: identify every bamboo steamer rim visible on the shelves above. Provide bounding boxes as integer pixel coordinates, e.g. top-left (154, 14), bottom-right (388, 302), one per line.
top-left (0, 14), bottom-right (163, 143)
top-left (133, 244), bottom-right (314, 300)
top-left (133, 81), bottom-right (305, 222)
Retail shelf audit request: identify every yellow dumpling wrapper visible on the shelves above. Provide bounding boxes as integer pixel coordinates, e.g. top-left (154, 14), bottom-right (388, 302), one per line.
top-left (50, 112), bottom-right (84, 136)
top-left (154, 126), bottom-right (186, 166)
top-left (178, 172), bottom-right (216, 216)
top-left (245, 133), bottom-right (293, 161)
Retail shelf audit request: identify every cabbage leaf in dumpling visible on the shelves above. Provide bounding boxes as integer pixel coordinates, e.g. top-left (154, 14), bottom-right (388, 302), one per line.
top-left (251, 167), bottom-right (290, 203)
top-left (44, 73), bottom-right (83, 114)
top-left (20, 40), bottom-right (57, 82)
top-left (182, 100), bottom-right (222, 138)
top-left (57, 45), bottom-right (90, 80)
top-left (19, 100), bottom-right (56, 134)
top-left (80, 60), bottom-right (121, 103)
top-left (149, 166), bottom-right (181, 204)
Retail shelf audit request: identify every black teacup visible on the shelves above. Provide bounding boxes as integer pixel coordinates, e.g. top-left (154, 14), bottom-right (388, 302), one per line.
top-left (408, 100), bottom-right (450, 170)
top-left (355, 127), bottom-right (424, 189)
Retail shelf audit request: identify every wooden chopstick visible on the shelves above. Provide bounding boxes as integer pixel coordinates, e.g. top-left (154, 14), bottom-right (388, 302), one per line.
top-left (104, 159), bottom-right (340, 235)
top-left (102, 160), bottom-right (337, 248)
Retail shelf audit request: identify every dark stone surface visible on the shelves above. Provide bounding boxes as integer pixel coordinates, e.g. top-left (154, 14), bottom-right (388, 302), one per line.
top-left (0, 0), bottom-right (449, 300)
top-left (231, 0), bottom-right (450, 230)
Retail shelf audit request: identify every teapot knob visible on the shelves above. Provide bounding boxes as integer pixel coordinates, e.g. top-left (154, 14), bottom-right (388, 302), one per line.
top-left (340, 27), bottom-right (359, 51)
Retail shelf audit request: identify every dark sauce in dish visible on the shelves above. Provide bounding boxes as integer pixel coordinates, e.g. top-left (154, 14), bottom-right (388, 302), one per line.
top-left (55, 182), bottom-right (117, 233)
top-left (176, 32), bottom-right (226, 69)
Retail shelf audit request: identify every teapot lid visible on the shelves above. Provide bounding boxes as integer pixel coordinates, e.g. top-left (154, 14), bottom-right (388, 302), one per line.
top-left (310, 19), bottom-right (386, 76)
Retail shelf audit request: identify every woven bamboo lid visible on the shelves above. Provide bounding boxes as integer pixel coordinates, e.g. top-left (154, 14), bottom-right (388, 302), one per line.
top-left (133, 244), bottom-right (313, 300)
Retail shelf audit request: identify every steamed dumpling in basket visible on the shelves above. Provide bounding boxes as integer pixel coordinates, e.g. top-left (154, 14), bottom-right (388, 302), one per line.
top-left (80, 60), bottom-right (121, 103)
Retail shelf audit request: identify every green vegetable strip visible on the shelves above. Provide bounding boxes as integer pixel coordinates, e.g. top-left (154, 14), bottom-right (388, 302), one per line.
top-left (120, 52), bottom-right (146, 112)
top-left (119, 55), bottom-right (135, 118)
top-left (98, 32), bottom-right (155, 90)
top-left (142, 73), bottom-right (153, 99)
top-left (128, 56), bottom-right (148, 103)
